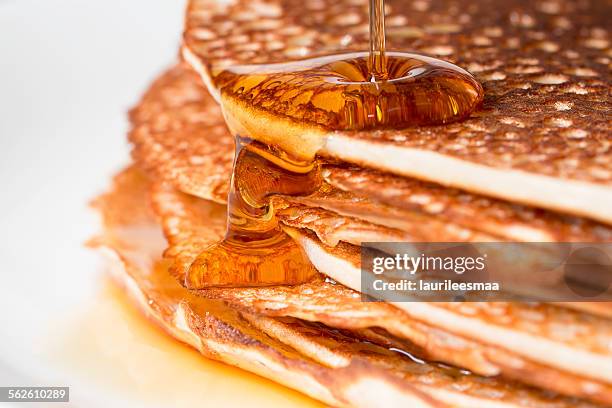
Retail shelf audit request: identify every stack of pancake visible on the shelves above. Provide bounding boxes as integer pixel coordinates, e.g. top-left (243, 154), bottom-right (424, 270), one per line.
top-left (91, 0), bottom-right (612, 406)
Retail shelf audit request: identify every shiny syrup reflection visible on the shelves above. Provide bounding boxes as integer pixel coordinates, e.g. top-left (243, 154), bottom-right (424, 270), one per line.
top-left (214, 52), bottom-right (484, 130)
top-left (186, 139), bottom-right (320, 288)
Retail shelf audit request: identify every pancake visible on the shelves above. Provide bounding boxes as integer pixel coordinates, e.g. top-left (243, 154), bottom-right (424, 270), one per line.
top-left (182, 0), bottom-right (612, 224)
top-left (89, 166), bottom-right (601, 408)
top-left (146, 166), bottom-right (612, 405)
top-left (89, 170), bottom-right (430, 407)
top-left (129, 65), bottom-right (612, 244)
top-left (94, 1), bottom-right (612, 406)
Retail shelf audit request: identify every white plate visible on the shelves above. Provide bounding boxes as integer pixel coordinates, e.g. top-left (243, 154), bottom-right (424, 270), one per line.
top-left (0, 1), bottom-right (320, 406)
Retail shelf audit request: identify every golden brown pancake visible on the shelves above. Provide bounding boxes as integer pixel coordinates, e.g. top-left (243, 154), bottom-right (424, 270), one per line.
top-left (101, 1), bottom-right (612, 406)
top-left (129, 65), bottom-right (612, 243)
top-left (182, 0), bottom-right (612, 223)
top-left (91, 166), bottom-right (602, 407)
top-left (147, 169), bottom-right (612, 405)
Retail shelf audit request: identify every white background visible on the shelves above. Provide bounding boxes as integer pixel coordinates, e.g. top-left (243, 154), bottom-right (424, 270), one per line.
top-left (0, 0), bottom-right (184, 405)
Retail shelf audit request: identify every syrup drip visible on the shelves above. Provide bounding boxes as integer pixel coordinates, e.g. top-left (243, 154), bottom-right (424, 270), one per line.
top-left (186, 139), bottom-right (320, 288)
top-left (186, 0), bottom-right (484, 288)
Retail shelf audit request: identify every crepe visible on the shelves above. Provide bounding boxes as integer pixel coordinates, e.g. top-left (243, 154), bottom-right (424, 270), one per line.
top-left (90, 166), bottom-right (601, 407)
top-left (181, 0), bottom-right (612, 223)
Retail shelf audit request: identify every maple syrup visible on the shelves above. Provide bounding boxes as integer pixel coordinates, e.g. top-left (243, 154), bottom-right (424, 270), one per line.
top-left (186, 139), bottom-right (320, 288)
top-left (369, 0), bottom-right (387, 80)
top-left (214, 51), bottom-right (483, 131)
top-left (186, 0), bottom-right (484, 288)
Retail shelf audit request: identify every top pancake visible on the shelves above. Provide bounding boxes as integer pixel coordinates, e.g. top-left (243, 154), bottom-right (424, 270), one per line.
top-left (182, 0), bottom-right (612, 223)
top-left (129, 65), bottom-right (612, 242)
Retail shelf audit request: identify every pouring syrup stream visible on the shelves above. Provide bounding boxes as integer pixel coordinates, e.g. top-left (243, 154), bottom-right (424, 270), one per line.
top-left (368, 0), bottom-right (388, 81)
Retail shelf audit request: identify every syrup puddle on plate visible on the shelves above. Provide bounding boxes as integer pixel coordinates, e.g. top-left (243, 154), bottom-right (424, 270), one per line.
top-left (44, 278), bottom-right (323, 408)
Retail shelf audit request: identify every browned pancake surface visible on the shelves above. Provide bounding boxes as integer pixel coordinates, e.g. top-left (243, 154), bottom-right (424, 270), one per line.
top-left (91, 166), bottom-right (605, 407)
top-left (184, 0), bottom-right (611, 186)
top-left (147, 166), bottom-right (612, 404)
top-left (129, 65), bottom-right (612, 241)
top-left (129, 67), bottom-right (232, 203)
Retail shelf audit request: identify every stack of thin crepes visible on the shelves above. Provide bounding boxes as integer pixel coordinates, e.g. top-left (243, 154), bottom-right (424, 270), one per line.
top-left (91, 0), bottom-right (612, 406)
